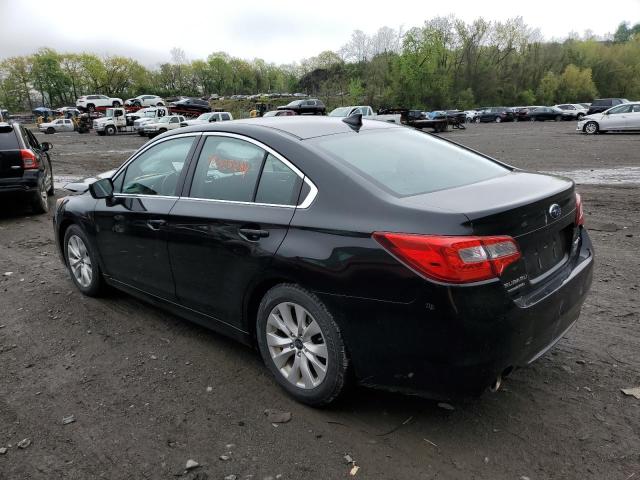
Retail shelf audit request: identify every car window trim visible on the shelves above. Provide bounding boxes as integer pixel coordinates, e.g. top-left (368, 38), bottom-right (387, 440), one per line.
top-left (111, 132), bottom-right (202, 199)
top-left (180, 131), bottom-right (317, 209)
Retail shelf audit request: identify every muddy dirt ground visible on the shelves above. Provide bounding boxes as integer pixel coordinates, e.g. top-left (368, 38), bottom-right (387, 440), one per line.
top-left (0, 122), bottom-right (638, 479)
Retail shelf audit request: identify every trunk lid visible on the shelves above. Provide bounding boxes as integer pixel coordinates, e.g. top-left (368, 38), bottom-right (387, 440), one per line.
top-left (418, 171), bottom-right (577, 293)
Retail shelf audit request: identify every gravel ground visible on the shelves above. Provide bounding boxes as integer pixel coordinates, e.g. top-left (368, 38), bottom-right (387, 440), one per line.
top-left (0, 121), bottom-right (638, 479)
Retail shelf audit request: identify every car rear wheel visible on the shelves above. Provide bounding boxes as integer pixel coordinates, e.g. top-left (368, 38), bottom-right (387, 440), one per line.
top-left (105, 125), bottom-right (116, 136)
top-left (31, 179), bottom-right (49, 214)
top-left (46, 160), bottom-right (54, 195)
top-left (112, 101), bottom-right (121, 107)
top-left (475, 117), bottom-right (480, 123)
top-left (495, 116), bottom-right (502, 123)
top-left (87, 104), bottom-right (95, 112)
top-left (555, 115), bottom-right (561, 121)
top-left (64, 225), bottom-right (103, 296)
top-left (46, 127), bottom-right (55, 134)
top-left (256, 284), bottom-right (349, 406)
top-left (584, 121), bottom-right (599, 134)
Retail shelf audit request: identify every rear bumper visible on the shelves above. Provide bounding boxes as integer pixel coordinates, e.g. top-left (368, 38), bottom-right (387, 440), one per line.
top-left (0, 174), bottom-right (39, 194)
top-left (317, 229), bottom-right (594, 400)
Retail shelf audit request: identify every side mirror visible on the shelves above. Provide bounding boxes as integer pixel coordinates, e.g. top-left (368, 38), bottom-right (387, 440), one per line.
top-left (89, 178), bottom-right (114, 199)
top-left (40, 142), bottom-right (52, 152)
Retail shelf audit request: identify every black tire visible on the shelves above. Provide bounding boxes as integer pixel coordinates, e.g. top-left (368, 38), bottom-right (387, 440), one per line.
top-left (31, 178), bottom-right (49, 214)
top-left (530, 117), bottom-right (536, 122)
top-left (105, 125), bottom-right (116, 136)
top-left (156, 102), bottom-right (164, 106)
top-left (133, 100), bottom-right (142, 107)
top-left (112, 101), bottom-right (121, 107)
top-left (46, 159), bottom-right (54, 195)
top-left (87, 104), bottom-right (95, 112)
top-left (577, 113), bottom-right (584, 120)
top-left (495, 116), bottom-right (501, 123)
top-left (555, 115), bottom-right (561, 122)
top-left (256, 284), bottom-right (350, 406)
top-left (475, 117), bottom-right (481, 123)
top-left (46, 127), bottom-right (55, 134)
top-left (583, 121), bottom-right (599, 135)
top-left (63, 225), bottom-right (103, 296)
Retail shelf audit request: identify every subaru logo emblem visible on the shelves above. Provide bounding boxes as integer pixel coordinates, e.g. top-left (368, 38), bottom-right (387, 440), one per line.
top-left (549, 203), bottom-right (562, 219)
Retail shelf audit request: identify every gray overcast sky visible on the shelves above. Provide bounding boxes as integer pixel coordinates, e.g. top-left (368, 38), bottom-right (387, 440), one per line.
top-left (1, 0), bottom-right (639, 65)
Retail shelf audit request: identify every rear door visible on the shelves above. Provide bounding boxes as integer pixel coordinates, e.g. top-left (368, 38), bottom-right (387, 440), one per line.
top-left (628, 104), bottom-right (640, 129)
top-left (167, 133), bottom-right (304, 329)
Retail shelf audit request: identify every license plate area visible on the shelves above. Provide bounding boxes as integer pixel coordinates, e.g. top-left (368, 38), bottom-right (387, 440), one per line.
top-left (520, 225), bottom-right (572, 281)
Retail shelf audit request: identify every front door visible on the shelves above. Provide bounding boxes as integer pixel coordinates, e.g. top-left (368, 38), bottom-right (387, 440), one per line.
top-left (167, 134), bottom-right (304, 330)
top-left (603, 104), bottom-right (632, 129)
top-left (93, 135), bottom-right (198, 298)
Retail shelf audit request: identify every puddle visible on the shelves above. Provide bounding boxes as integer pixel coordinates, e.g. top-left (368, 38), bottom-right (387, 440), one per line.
top-left (543, 167), bottom-right (640, 185)
top-left (54, 175), bottom-right (81, 189)
top-left (56, 149), bottom-right (136, 156)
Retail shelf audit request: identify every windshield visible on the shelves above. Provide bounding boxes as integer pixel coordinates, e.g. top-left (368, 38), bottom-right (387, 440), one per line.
top-left (329, 107), bottom-right (351, 117)
top-left (263, 111), bottom-right (277, 117)
top-left (312, 128), bottom-right (509, 197)
top-left (141, 110), bottom-right (157, 118)
top-left (157, 117), bottom-right (171, 123)
top-left (197, 113), bottom-right (213, 121)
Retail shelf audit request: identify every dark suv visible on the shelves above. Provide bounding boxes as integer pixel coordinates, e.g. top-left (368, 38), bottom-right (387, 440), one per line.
top-left (278, 99), bottom-right (326, 115)
top-left (587, 98), bottom-right (629, 115)
top-left (0, 123), bottom-right (54, 213)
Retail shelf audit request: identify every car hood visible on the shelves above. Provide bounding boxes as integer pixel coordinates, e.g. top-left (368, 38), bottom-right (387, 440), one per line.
top-left (64, 169), bottom-right (116, 193)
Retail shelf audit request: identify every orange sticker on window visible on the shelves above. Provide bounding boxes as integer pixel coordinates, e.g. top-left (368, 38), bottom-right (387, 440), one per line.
top-left (208, 155), bottom-right (250, 174)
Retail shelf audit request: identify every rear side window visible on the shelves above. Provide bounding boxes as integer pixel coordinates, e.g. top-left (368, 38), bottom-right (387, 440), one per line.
top-left (0, 129), bottom-right (19, 150)
top-left (189, 136), bottom-right (266, 202)
top-left (592, 99), bottom-right (611, 106)
top-left (255, 154), bottom-right (302, 206)
top-left (313, 128), bottom-right (508, 197)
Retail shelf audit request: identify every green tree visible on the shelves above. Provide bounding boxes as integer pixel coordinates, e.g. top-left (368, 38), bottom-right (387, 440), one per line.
top-left (536, 71), bottom-right (559, 104)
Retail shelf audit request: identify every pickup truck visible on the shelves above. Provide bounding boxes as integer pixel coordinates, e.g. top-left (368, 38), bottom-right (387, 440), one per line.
top-left (328, 105), bottom-right (401, 123)
top-left (142, 115), bottom-right (187, 138)
top-left (129, 107), bottom-right (170, 135)
top-left (93, 108), bottom-right (137, 135)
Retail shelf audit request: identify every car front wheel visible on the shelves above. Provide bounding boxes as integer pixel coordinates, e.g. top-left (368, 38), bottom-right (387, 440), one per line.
top-left (584, 121), bottom-right (599, 134)
top-left (64, 225), bottom-right (103, 296)
top-left (256, 284), bottom-right (350, 406)
top-left (495, 116), bottom-right (501, 123)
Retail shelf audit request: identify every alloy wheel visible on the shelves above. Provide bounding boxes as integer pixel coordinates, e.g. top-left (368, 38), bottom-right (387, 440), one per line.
top-left (266, 302), bottom-right (328, 389)
top-left (67, 235), bottom-right (93, 288)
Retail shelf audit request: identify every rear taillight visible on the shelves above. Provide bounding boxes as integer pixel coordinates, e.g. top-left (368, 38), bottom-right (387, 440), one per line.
top-left (20, 149), bottom-right (39, 169)
top-left (575, 193), bottom-right (584, 226)
top-left (372, 233), bottom-right (521, 284)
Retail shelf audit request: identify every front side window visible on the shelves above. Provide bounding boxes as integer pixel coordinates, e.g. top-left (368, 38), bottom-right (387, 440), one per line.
top-left (313, 128), bottom-right (508, 197)
top-left (189, 136), bottom-right (266, 202)
top-left (609, 105), bottom-right (632, 114)
top-left (118, 137), bottom-right (195, 196)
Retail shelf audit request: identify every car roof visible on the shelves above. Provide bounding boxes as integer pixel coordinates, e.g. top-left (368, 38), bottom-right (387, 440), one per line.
top-left (176, 116), bottom-right (401, 140)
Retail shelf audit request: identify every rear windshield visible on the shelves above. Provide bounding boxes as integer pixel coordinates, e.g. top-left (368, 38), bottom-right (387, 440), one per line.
top-left (312, 128), bottom-right (509, 197)
top-left (0, 129), bottom-right (19, 150)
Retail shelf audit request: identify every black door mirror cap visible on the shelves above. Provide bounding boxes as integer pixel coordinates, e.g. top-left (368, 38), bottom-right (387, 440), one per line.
top-left (89, 177), bottom-right (114, 199)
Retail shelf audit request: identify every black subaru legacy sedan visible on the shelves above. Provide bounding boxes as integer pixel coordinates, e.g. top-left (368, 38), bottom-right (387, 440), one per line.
top-left (53, 117), bottom-right (593, 405)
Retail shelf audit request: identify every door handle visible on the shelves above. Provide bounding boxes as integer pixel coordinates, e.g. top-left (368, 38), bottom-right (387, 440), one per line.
top-left (147, 219), bottom-right (166, 231)
top-left (238, 228), bottom-right (269, 241)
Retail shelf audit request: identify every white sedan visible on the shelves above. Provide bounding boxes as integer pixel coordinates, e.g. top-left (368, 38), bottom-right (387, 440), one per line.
top-left (125, 95), bottom-right (165, 107)
top-left (577, 102), bottom-right (640, 134)
top-left (38, 118), bottom-right (75, 134)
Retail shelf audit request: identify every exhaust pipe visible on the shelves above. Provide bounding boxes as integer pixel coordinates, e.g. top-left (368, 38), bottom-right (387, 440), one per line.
top-left (489, 374), bottom-right (502, 393)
